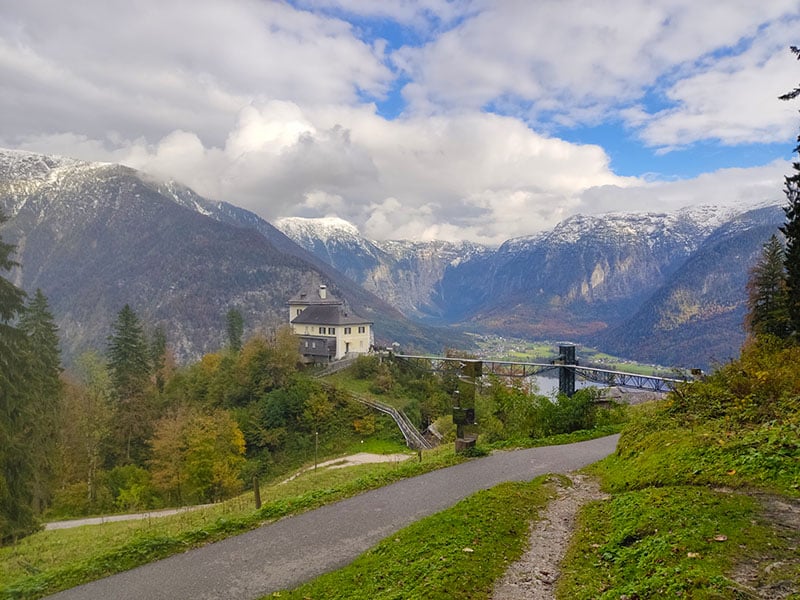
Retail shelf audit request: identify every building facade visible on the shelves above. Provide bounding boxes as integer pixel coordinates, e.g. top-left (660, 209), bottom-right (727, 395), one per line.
top-left (288, 285), bottom-right (373, 362)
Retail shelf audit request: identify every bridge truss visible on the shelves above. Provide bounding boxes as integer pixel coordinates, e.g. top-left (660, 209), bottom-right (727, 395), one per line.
top-left (391, 353), bottom-right (688, 395)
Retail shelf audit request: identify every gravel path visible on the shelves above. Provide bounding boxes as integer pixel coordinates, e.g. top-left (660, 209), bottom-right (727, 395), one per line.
top-left (492, 473), bottom-right (608, 600)
top-left (47, 434), bottom-right (619, 600)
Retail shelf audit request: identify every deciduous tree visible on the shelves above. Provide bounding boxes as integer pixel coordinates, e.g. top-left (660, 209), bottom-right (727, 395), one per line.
top-left (57, 352), bottom-right (113, 509)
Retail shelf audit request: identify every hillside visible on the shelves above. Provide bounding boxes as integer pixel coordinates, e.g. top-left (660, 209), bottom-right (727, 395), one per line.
top-left (594, 204), bottom-right (786, 369)
top-left (276, 205), bottom-right (785, 367)
top-left (0, 149), bottom-right (466, 362)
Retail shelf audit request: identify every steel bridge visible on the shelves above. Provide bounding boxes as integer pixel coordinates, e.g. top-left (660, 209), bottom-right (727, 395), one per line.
top-left (390, 345), bottom-right (689, 396)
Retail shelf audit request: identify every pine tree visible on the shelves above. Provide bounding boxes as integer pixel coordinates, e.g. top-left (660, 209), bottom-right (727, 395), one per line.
top-left (19, 289), bottom-right (63, 512)
top-left (779, 46), bottom-right (800, 339)
top-left (107, 305), bottom-right (152, 463)
top-left (746, 235), bottom-right (790, 339)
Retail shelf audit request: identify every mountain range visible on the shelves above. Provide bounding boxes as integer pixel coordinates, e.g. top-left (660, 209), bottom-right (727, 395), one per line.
top-left (0, 148), bottom-right (787, 369)
top-left (0, 149), bottom-right (465, 363)
top-left (276, 205), bottom-right (785, 369)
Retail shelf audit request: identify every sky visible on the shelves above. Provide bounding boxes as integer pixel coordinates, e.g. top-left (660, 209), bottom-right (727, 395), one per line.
top-left (1, 0), bottom-right (799, 244)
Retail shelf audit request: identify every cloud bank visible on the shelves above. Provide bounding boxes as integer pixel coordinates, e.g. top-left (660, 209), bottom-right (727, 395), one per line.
top-left (1, 0), bottom-right (798, 243)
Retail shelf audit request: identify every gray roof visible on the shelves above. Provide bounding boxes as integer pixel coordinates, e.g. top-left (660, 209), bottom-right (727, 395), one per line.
top-left (288, 287), bottom-right (341, 305)
top-left (291, 304), bottom-right (371, 326)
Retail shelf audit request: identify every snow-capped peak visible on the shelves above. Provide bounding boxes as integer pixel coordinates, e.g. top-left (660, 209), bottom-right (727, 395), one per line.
top-left (274, 216), bottom-right (362, 245)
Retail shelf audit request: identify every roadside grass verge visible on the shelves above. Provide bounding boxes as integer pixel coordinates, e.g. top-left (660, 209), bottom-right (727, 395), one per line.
top-left (268, 475), bottom-right (557, 600)
top-left (486, 424), bottom-right (624, 451)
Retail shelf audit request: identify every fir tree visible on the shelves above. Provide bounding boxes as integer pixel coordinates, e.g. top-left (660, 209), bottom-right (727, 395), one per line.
top-left (0, 211), bottom-right (35, 541)
top-left (746, 235), bottom-right (790, 339)
top-left (779, 46), bottom-right (800, 338)
top-left (0, 210), bottom-right (26, 389)
top-left (107, 304), bottom-right (152, 462)
top-left (19, 289), bottom-right (63, 512)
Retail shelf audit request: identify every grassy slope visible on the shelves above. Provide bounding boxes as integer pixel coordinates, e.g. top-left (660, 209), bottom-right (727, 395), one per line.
top-left (557, 341), bottom-right (800, 598)
top-left (270, 343), bottom-right (800, 599)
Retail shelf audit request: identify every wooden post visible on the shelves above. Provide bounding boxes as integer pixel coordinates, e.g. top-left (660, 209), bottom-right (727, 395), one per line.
top-left (253, 476), bottom-right (261, 510)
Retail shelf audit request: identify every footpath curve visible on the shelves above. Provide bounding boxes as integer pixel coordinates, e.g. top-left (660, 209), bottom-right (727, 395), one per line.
top-left (48, 434), bottom-right (619, 600)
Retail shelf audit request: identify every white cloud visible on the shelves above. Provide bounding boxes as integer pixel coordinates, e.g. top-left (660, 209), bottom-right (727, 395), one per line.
top-left (628, 20), bottom-right (800, 148)
top-left (577, 161), bottom-right (789, 216)
top-left (394, 0), bottom-right (799, 137)
top-left (1, 0), bottom-right (797, 246)
top-left (0, 0), bottom-right (391, 145)
top-left (74, 102), bottom-right (628, 244)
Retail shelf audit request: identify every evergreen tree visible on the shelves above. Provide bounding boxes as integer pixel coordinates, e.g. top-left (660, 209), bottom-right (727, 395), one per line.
top-left (19, 289), bottom-right (63, 512)
top-left (0, 210), bottom-right (26, 390)
top-left (746, 235), bottom-right (790, 340)
top-left (0, 210), bottom-right (35, 541)
top-left (779, 46), bottom-right (800, 338)
top-left (149, 325), bottom-right (168, 392)
top-left (107, 305), bottom-right (152, 463)
top-left (226, 308), bottom-right (244, 353)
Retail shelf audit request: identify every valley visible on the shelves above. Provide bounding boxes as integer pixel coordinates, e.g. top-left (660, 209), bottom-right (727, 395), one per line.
top-left (0, 147), bottom-right (784, 370)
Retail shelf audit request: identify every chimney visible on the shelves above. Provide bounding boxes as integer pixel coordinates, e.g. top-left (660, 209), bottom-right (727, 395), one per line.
top-left (319, 284), bottom-right (327, 300)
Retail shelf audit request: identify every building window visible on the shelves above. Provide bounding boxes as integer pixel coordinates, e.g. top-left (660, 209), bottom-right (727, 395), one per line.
top-left (328, 327), bottom-right (335, 335)
top-left (319, 327), bottom-right (325, 334)
top-left (344, 327), bottom-right (351, 334)
top-left (312, 341), bottom-right (317, 348)
top-left (296, 308), bottom-right (302, 316)
top-left (358, 326), bottom-right (366, 333)
top-left (304, 341), bottom-right (309, 348)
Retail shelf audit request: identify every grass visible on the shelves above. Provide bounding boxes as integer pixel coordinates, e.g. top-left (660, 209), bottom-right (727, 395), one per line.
top-left (557, 486), bottom-right (775, 599)
top-left (0, 445), bottom-right (458, 599)
top-left (556, 393), bottom-right (800, 599)
top-left (0, 426), bottom-right (620, 599)
top-left (323, 371), bottom-right (414, 412)
top-left (267, 475), bottom-right (557, 600)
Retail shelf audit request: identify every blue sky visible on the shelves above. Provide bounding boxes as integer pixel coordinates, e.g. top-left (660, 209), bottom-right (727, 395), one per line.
top-left (1, 1), bottom-right (798, 243)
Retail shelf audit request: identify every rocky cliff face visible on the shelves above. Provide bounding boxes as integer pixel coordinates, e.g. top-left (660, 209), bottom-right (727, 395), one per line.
top-left (592, 205), bottom-right (785, 368)
top-left (275, 217), bottom-right (491, 318)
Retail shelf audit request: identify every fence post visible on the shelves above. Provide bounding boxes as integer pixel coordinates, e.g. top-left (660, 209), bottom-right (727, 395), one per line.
top-left (253, 476), bottom-right (261, 510)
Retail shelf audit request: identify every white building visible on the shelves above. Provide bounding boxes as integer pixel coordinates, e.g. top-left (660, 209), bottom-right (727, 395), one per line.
top-left (288, 285), bottom-right (373, 362)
